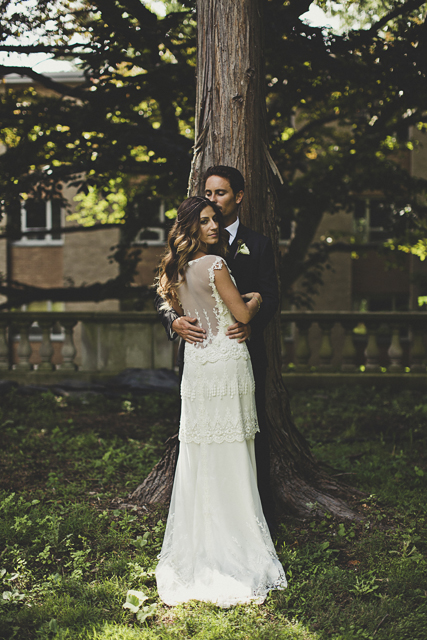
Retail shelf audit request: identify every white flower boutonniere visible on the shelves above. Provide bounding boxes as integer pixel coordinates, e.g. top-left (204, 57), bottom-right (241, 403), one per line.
top-left (236, 240), bottom-right (250, 256)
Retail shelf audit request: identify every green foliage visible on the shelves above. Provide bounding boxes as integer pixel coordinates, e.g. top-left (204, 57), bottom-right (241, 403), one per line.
top-left (1, 1), bottom-right (427, 305)
top-left (265, 0), bottom-right (427, 300)
top-left (0, 385), bottom-right (426, 639)
top-left (317, 0), bottom-right (399, 29)
top-left (290, 385), bottom-right (427, 509)
top-left (0, 388), bottom-right (179, 495)
top-left (71, 181), bottom-right (128, 226)
top-left (0, 0), bottom-right (196, 210)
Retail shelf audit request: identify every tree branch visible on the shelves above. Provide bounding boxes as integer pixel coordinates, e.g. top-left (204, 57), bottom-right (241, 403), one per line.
top-left (118, 0), bottom-right (159, 27)
top-left (98, 0), bottom-right (157, 53)
top-left (288, 0), bottom-right (314, 20)
top-left (0, 43), bottom-right (89, 54)
top-left (0, 66), bottom-right (85, 99)
top-left (364, 0), bottom-right (426, 37)
top-left (283, 112), bottom-right (341, 146)
top-left (0, 278), bottom-right (152, 311)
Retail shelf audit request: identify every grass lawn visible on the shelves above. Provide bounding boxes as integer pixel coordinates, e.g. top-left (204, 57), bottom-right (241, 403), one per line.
top-left (0, 384), bottom-right (426, 639)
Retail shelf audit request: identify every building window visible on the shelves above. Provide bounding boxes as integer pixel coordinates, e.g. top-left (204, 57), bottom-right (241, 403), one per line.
top-left (278, 208), bottom-right (296, 245)
top-left (354, 199), bottom-right (393, 242)
top-left (15, 199), bottom-right (63, 245)
top-left (279, 218), bottom-right (296, 245)
top-left (133, 200), bottom-right (165, 246)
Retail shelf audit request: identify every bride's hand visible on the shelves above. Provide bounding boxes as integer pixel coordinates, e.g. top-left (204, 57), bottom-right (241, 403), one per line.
top-left (242, 292), bottom-right (263, 305)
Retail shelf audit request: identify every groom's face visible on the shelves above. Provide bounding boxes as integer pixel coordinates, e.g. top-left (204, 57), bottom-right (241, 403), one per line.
top-left (204, 175), bottom-right (243, 227)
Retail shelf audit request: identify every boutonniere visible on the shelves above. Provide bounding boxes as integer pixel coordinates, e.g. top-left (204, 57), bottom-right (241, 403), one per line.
top-left (235, 240), bottom-right (250, 257)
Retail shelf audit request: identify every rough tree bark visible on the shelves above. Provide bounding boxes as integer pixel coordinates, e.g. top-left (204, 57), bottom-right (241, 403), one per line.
top-left (130, 0), bottom-right (360, 519)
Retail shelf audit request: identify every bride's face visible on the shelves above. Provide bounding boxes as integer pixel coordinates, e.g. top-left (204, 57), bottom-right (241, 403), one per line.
top-left (198, 206), bottom-right (219, 248)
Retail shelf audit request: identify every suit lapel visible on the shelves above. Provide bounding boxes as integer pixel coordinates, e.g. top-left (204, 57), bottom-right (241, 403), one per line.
top-left (226, 221), bottom-right (240, 269)
top-left (227, 237), bottom-right (239, 267)
top-left (231, 224), bottom-right (250, 258)
top-left (226, 223), bottom-right (252, 289)
top-left (235, 223), bottom-right (249, 244)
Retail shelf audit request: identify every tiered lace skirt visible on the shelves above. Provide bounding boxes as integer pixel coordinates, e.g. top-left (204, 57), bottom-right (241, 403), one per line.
top-left (155, 337), bottom-right (287, 607)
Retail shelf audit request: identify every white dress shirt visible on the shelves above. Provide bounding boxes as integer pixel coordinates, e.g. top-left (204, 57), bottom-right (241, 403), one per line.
top-left (225, 217), bottom-right (240, 245)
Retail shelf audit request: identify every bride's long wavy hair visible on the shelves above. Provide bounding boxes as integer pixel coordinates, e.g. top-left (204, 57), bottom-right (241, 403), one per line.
top-left (157, 196), bottom-right (229, 306)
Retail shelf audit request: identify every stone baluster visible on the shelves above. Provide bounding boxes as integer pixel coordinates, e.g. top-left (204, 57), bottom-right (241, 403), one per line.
top-left (318, 321), bottom-right (334, 372)
top-left (340, 320), bottom-right (357, 372)
top-left (38, 320), bottom-right (55, 371)
top-left (0, 320), bottom-right (9, 370)
top-left (387, 324), bottom-right (403, 373)
top-left (410, 323), bottom-right (426, 372)
top-left (16, 321), bottom-right (33, 370)
top-left (295, 320), bottom-right (311, 371)
top-left (60, 320), bottom-right (78, 370)
top-left (364, 322), bottom-right (380, 372)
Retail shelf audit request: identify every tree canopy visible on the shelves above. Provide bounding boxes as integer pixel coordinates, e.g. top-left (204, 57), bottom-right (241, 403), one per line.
top-left (1, 0), bottom-right (427, 307)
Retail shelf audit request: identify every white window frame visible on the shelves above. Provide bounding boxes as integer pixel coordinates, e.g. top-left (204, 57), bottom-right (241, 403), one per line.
top-left (354, 198), bottom-right (391, 243)
top-left (279, 219), bottom-right (296, 246)
top-left (133, 200), bottom-right (166, 246)
top-left (14, 200), bottom-right (64, 246)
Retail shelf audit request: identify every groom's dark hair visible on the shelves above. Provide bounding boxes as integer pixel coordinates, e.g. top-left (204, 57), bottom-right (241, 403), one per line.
top-left (203, 165), bottom-right (245, 195)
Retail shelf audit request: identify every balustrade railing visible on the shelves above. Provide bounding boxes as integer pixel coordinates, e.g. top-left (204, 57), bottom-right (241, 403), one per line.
top-left (280, 311), bottom-right (427, 374)
top-left (0, 310), bottom-right (425, 377)
top-left (0, 311), bottom-right (173, 374)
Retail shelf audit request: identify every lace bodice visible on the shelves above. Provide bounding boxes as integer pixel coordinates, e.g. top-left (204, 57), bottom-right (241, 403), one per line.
top-left (177, 254), bottom-right (259, 445)
top-left (177, 254), bottom-right (235, 348)
top-left (177, 255), bottom-right (248, 366)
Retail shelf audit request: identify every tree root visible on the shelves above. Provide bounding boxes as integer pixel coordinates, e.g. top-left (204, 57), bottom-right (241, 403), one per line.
top-left (129, 434), bottom-right (177, 505)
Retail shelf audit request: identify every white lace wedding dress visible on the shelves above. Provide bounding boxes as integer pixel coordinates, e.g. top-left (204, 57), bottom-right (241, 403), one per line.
top-left (155, 255), bottom-right (287, 607)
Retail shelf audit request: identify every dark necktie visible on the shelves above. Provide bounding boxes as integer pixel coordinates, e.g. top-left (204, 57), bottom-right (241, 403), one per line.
top-left (227, 235), bottom-right (239, 268)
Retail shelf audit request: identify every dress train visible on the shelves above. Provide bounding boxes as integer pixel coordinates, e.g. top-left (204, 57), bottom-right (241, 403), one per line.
top-left (156, 438), bottom-right (287, 607)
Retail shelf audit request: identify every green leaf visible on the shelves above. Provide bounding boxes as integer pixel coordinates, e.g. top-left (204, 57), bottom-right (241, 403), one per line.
top-left (49, 619), bottom-right (58, 634)
top-left (136, 603), bottom-right (158, 623)
top-left (319, 541), bottom-right (330, 551)
top-left (123, 589), bottom-right (148, 613)
top-left (132, 534), bottom-right (149, 548)
top-left (123, 601), bottom-right (140, 614)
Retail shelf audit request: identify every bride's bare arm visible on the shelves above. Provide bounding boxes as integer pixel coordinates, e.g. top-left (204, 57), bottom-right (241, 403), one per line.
top-left (214, 264), bottom-right (262, 324)
top-left (170, 296), bottom-right (183, 317)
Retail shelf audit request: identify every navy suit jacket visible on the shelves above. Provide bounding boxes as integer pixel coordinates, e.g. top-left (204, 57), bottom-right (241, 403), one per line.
top-left (154, 222), bottom-right (279, 372)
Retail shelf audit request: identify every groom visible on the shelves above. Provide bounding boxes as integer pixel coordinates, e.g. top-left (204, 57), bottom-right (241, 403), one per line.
top-left (156, 166), bottom-right (279, 528)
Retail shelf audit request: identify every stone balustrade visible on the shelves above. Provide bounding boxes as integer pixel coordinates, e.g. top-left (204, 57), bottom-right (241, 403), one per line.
top-left (0, 311), bottom-right (174, 377)
top-left (280, 311), bottom-right (427, 374)
top-left (0, 311), bottom-right (425, 383)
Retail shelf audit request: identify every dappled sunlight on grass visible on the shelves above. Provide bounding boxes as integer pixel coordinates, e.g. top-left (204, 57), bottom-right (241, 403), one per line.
top-left (71, 605), bottom-right (317, 639)
top-left (0, 386), bottom-right (426, 639)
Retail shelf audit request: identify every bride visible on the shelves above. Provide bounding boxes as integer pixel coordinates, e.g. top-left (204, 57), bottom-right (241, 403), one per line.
top-left (155, 196), bottom-right (286, 607)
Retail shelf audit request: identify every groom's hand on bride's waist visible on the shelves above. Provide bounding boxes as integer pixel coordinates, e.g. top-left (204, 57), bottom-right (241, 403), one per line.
top-left (172, 316), bottom-right (206, 344)
top-left (226, 322), bottom-right (251, 343)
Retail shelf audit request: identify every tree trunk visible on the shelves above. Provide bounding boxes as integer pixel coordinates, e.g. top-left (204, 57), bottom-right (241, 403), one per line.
top-left (130, 0), bottom-right (360, 519)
